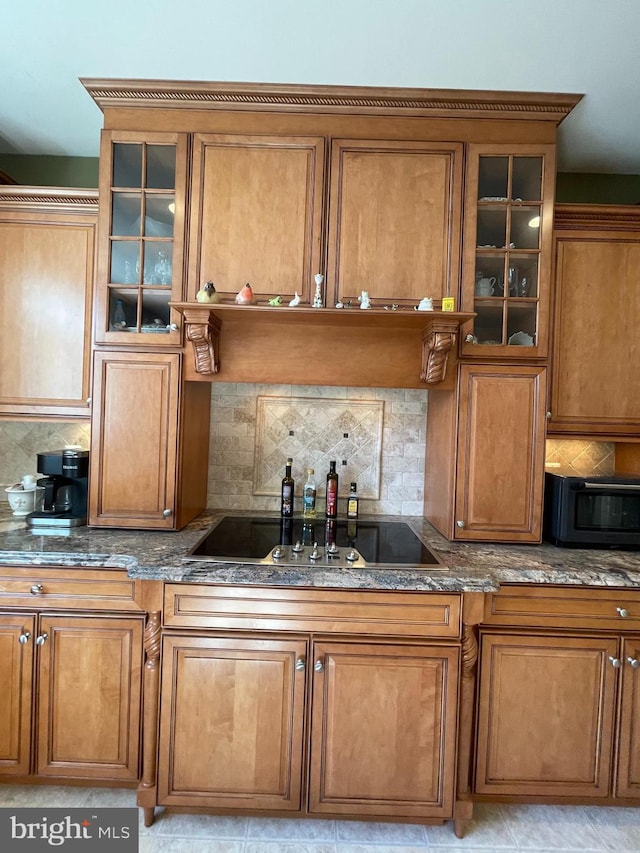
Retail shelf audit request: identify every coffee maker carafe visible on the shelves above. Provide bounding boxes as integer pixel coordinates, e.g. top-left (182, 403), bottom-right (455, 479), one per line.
top-left (26, 448), bottom-right (89, 528)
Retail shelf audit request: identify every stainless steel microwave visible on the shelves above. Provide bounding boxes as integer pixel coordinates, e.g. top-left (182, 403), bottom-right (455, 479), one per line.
top-left (543, 472), bottom-right (640, 549)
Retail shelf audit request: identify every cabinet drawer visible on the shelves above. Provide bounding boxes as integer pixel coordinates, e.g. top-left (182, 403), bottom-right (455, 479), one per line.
top-left (0, 566), bottom-right (144, 611)
top-left (484, 584), bottom-right (640, 631)
top-left (164, 584), bottom-right (461, 638)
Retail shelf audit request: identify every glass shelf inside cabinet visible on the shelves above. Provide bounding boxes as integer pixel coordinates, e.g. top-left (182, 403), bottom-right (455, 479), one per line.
top-left (107, 142), bottom-right (177, 335)
top-left (471, 154), bottom-right (543, 349)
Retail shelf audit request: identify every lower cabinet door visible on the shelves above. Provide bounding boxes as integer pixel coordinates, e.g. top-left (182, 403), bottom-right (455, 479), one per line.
top-left (616, 636), bottom-right (640, 798)
top-left (475, 633), bottom-right (618, 798)
top-left (0, 613), bottom-right (35, 776)
top-left (158, 634), bottom-right (307, 811)
top-left (35, 614), bottom-right (144, 781)
top-left (308, 641), bottom-right (459, 819)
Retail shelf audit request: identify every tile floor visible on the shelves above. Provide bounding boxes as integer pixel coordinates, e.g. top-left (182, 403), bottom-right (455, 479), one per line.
top-left (0, 784), bottom-right (637, 852)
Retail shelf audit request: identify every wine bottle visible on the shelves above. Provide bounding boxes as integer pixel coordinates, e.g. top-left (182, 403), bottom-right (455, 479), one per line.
top-left (280, 458), bottom-right (294, 517)
top-left (326, 460), bottom-right (338, 518)
top-left (302, 468), bottom-right (317, 518)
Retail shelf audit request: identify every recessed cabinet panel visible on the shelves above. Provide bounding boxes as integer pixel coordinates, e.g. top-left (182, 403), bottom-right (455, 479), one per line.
top-left (454, 364), bottom-right (547, 540)
top-left (89, 351), bottom-right (180, 527)
top-left (475, 633), bottom-right (618, 797)
top-left (0, 193), bottom-right (96, 417)
top-left (309, 641), bottom-right (459, 819)
top-left (158, 635), bottom-right (306, 811)
top-left (616, 636), bottom-right (640, 798)
top-left (36, 615), bottom-right (143, 780)
top-left (550, 213), bottom-right (640, 436)
top-left (0, 613), bottom-right (35, 776)
top-left (188, 134), bottom-right (325, 303)
top-left (327, 139), bottom-right (463, 307)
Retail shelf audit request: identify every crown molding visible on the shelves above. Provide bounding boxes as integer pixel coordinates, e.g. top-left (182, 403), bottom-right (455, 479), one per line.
top-left (0, 186), bottom-right (98, 213)
top-left (555, 203), bottom-right (640, 230)
top-left (81, 78), bottom-right (582, 125)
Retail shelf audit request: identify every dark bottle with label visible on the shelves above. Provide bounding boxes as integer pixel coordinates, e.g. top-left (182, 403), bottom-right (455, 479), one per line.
top-left (326, 460), bottom-right (338, 518)
top-left (347, 482), bottom-right (359, 519)
top-left (280, 457), bottom-right (294, 517)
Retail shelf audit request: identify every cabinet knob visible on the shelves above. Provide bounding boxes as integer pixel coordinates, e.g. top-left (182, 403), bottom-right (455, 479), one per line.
top-left (617, 607), bottom-right (629, 618)
top-left (546, 411), bottom-right (552, 419)
top-left (163, 509), bottom-right (172, 518)
top-left (314, 660), bottom-right (324, 672)
top-left (609, 656), bottom-right (622, 668)
top-left (456, 520), bottom-right (465, 529)
top-left (18, 630), bottom-right (31, 645)
top-left (35, 633), bottom-right (48, 646)
top-left (30, 583), bottom-right (44, 595)
top-left (86, 397), bottom-right (92, 405)
top-left (295, 658), bottom-right (305, 671)
top-left (169, 323), bottom-right (179, 331)
top-left (627, 657), bottom-right (640, 669)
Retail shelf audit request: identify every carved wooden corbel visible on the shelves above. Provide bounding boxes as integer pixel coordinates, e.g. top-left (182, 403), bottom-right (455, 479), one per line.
top-left (421, 319), bottom-right (460, 384)
top-left (183, 308), bottom-right (221, 375)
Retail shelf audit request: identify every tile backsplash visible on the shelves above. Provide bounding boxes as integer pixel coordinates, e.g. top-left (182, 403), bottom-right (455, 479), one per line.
top-left (0, 422), bottom-right (90, 492)
top-left (208, 383), bottom-right (428, 516)
top-left (545, 438), bottom-right (615, 476)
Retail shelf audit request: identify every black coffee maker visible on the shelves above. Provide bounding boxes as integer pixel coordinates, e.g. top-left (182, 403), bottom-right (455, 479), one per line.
top-left (26, 448), bottom-right (89, 528)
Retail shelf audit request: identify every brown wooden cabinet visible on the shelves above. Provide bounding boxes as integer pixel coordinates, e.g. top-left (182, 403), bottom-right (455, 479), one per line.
top-left (460, 145), bottom-right (556, 358)
top-left (326, 139), bottom-right (463, 308)
top-left (475, 585), bottom-right (640, 803)
top-left (308, 640), bottom-right (459, 820)
top-left (0, 187), bottom-right (97, 418)
top-left (0, 563), bottom-right (146, 783)
top-left (188, 133), bottom-right (325, 304)
top-left (143, 583), bottom-right (463, 828)
top-left (425, 363), bottom-right (547, 542)
top-left (158, 634), bottom-right (307, 811)
top-left (89, 350), bottom-right (210, 529)
top-left (549, 205), bottom-right (640, 437)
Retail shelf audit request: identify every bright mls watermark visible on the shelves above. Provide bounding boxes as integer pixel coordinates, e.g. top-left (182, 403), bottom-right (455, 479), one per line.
top-left (0, 808), bottom-right (138, 851)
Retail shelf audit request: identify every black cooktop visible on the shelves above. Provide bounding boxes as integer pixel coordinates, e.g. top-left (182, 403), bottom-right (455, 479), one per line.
top-left (187, 515), bottom-right (441, 567)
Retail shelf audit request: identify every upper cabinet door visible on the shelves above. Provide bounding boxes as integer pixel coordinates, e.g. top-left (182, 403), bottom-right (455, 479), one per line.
top-left (549, 207), bottom-right (640, 437)
top-left (0, 190), bottom-right (96, 418)
top-left (460, 144), bottom-right (556, 358)
top-left (188, 134), bottom-right (325, 304)
top-left (326, 139), bottom-right (463, 308)
top-left (94, 131), bottom-right (189, 345)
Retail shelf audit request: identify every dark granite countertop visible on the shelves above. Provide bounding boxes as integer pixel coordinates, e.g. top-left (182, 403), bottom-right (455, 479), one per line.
top-left (1, 506), bottom-right (639, 592)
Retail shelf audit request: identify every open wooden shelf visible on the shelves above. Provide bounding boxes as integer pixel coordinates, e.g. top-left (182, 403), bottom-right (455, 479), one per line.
top-left (171, 302), bottom-right (475, 387)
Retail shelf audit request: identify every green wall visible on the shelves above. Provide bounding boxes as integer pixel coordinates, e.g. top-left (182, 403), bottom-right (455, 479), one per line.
top-left (1, 154), bottom-right (639, 205)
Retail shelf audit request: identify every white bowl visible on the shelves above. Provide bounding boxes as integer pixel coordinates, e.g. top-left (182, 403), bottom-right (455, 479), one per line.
top-left (5, 485), bottom-right (44, 516)
top-left (508, 331), bottom-right (534, 346)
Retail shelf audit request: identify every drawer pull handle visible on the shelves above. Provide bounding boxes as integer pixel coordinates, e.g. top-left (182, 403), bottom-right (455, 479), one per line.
top-left (35, 633), bottom-right (48, 646)
top-left (617, 607), bottom-right (629, 618)
top-left (609, 656), bottom-right (622, 668)
top-left (314, 660), bottom-right (324, 672)
top-left (18, 630), bottom-right (31, 645)
top-left (30, 584), bottom-right (44, 595)
top-left (295, 658), bottom-right (305, 672)
top-left (628, 657), bottom-right (640, 669)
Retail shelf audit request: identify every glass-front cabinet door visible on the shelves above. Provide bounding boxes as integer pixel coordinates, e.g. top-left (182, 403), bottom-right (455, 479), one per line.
top-left (460, 144), bottom-right (556, 358)
top-left (94, 131), bottom-right (188, 344)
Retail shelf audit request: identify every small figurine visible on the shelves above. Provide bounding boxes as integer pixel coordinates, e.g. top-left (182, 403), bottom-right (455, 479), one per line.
top-left (235, 282), bottom-right (256, 305)
top-left (416, 297), bottom-right (434, 311)
top-left (268, 295), bottom-right (283, 306)
top-left (358, 290), bottom-right (371, 309)
top-left (289, 291), bottom-right (301, 307)
top-left (196, 281), bottom-right (220, 304)
top-left (312, 273), bottom-right (324, 308)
